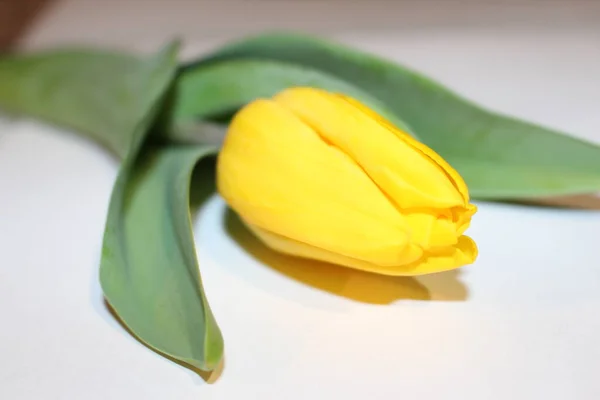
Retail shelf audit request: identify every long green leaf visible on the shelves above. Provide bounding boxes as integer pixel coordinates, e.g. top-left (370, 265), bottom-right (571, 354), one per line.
top-left (194, 32), bottom-right (600, 199)
top-left (174, 59), bottom-right (414, 136)
top-left (100, 144), bottom-right (223, 371)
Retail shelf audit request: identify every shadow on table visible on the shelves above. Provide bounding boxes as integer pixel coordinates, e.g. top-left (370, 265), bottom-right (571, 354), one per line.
top-left (223, 208), bottom-right (469, 304)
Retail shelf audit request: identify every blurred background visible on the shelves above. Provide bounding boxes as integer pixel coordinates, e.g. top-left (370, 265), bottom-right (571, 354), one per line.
top-left (0, 0), bottom-right (50, 50)
top-left (2, 0), bottom-right (598, 141)
top-left (3, 1), bottom-right (600, 54)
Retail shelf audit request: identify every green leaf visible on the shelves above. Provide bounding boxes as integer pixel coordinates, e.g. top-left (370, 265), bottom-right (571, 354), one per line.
top-left (100, 144), bottom-right (223, 372)
top-left (195, 32), bottom-right (600, 199)
top-left (174, 58), bottom-right (414, 136)
top-left (93, 42), bottom-right (224, 371)
top-left (0, 44), bottom-right (171, 158)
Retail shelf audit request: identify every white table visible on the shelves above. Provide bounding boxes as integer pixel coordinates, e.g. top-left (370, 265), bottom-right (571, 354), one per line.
top-left (2, 1), bottom-right (600, 399)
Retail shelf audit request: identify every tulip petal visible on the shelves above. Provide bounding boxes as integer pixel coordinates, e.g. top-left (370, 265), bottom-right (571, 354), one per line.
top-left (246, 223), bottom-right (423, 274)
top-left (248, 223), bottom-right (477, 276)
top-left (339, 93), bottom-right (471, 204)
top-left (218, 99), bottom-right (421, 267)
top-left (403, 211), bottom-right (459, 248)
top-left (274, 87), bottom-right (467, 209)
top-left (405, 235), bottom-right (478, 275)
top-left (456, 203), bottom-right (478, 235)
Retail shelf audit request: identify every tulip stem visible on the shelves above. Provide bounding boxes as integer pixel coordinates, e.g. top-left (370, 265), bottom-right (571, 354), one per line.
top-left (167, 121), bottom-right (227, 148)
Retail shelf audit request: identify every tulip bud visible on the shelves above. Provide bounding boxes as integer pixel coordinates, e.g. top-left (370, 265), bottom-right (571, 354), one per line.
top-left (217, 87), bottom-right (477, 276)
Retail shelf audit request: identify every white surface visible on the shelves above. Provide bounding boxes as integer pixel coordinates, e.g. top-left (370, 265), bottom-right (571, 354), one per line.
top-left (2, 1), bottom-right (600, 399)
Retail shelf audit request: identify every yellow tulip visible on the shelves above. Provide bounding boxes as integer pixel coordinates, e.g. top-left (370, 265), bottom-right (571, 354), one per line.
top-left (217, 87), bottom-right (478, 276)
